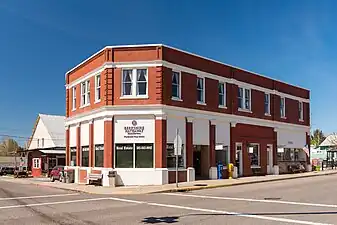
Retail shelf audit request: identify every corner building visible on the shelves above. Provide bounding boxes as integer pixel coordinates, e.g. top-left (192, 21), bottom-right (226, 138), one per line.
top-left (65, 44), bottom-right (311, 186)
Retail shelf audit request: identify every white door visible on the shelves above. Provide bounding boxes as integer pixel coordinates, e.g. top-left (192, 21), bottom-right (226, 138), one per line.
top-left (267, 144), bottom-right (273, 174)
top-left (235, 143), bottom-right (243, 177)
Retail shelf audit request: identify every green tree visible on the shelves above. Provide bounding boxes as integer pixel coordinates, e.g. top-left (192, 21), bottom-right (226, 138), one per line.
top-left (0, 138), bottom-right (20, 156)
top-left (311, 129), bottom-right (326, 148)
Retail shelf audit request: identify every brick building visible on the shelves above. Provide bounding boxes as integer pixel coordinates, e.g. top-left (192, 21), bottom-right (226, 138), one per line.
top-left (65, 44), bottom-right (310, 186)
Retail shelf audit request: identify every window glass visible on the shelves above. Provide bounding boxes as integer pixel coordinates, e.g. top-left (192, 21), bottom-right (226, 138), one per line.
top-left (95, 145), bottom-right (104, 167)
top-left (115, 144), bottom-right (134, 168)
top-left (166, 143), bottom-right (184, 168)
top-left (248, 144), bottom-right (259, 166)
top-left (70, 147), bottom-right (76, 166)
top-left (264, 93), bottom-right (270, 114)
top-left (136, 69), bottom-right (147, 95)
top-left (81, 146), bottom-right (89, 167)
top-left (122, 70), bottom-right (133, 96)
top-left (172, 72), bottom-right (180, 98)
top-left (197, 77), bottom-right (204, 102)
top-left (238, 87), bottom-right (243, 108)
top-left (218, 82), bottom-right (225, 106)
top-left (135, 143), bottom-right (153, 168)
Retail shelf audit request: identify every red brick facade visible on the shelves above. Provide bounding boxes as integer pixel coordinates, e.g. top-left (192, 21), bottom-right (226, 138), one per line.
top-left (65, 44), bottom-right (310, 183)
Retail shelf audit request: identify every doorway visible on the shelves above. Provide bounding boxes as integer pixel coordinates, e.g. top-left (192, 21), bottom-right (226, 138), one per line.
top-left (235, 143), bottom-right (243, 177)
top-left (193, 145), bottom-right (209, 180)
top-left (267, 144), bottom-right (273, 174)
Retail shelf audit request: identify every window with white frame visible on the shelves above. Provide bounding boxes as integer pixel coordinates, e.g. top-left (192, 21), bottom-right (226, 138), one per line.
top-left (238, 87), bottom-right (251, 110)
top-left (218, 82), bottom-right (226, 107)
top-left (248, 143), bottom-right (260, 167)
top-left (122, 69), bottom-right (148, 97)
top-left (280, 97), bottom-right (286, 118)
top-left (81, 80), bottom-right (90, 106)
top-left (72, 87), bottom-right (76, 110)
top-left (172, 71), bottom-right (180, 99)
top-left (264, 93), bottom-right (270, 115)
top-left (196, 77), bottom-right (205, 103)
top-left (95, 75), bottom-right (101, 102)
top-left (299, 101), bottom-right (304, 121)
top-left (33, 158), bottom-right (40, 169)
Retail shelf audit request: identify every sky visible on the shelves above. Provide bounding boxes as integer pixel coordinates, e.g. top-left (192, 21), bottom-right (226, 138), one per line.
top-left (0, 0), bottom-right (336, 145)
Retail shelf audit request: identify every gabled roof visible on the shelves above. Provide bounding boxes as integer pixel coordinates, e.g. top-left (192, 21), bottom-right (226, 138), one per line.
top-left (319, 134), bottom-right (337, 147)
top-left (27, 114), bottom-right (65, 149)
top-left (39, 114), bottom-right (65, 147)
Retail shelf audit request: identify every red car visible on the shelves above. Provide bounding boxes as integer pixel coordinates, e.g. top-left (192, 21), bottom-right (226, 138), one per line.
top-left (49, 166), bottom-right (64, 182)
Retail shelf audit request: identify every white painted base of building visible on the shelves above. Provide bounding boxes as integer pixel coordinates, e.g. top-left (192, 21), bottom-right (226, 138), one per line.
top-left (114, 168), bottom-right (168, 186)
top-left (273, 165), bottom-right (279, 175)
top-left (233, 167), bottom-right (238, 178)
top-left (306, 164), bottom-right (312, 172)
top-left (187, 167), bottom-right (195, 182)
top-left (209, 167), bottom-right (217, 180)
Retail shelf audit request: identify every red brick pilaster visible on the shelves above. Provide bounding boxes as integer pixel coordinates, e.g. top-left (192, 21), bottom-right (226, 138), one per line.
top-left (186, 117), bottom-right (193, 168)
top-left (209, 121), bottom-right (216, 167)
top-left (230, 123), bottom-right (236, 164)
top-left (104, 117), bottom-right (113, 168)
top-left (65, 127), bottom-right (70, 166)
top-left (155, 115), bottom-right (167, 168)
top-left (89, 120), bottom-right (94, 167)
top-left (76, 124), bottom-right (81, 166)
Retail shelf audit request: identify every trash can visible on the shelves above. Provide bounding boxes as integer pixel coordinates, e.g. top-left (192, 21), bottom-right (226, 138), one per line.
top-left (108, 171), bottom-right (117, 187)
top-left (65, 169), bottom-right (75, 183)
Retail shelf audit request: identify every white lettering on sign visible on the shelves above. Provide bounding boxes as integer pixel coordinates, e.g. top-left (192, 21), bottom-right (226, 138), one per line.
top-left (124, 120), bottom-right (145, 139)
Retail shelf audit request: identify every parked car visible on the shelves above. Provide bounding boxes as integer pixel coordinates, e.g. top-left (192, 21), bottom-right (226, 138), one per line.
top-left (0, 167), bottom-right (15, 176)
top-left (49, 166), bottom-right (64, 182)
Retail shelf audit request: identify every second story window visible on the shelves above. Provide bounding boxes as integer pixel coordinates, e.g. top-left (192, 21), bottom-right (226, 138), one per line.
top-left (81, 80), bottom-right (90, 106)
top-left (122, 69), bottom-right (148, 97)
top-left (238, 87), bottom-right (251, 111)
top-left (95, 75), bottom-right (101, 102)
top-left (264, 93), bottom-right (270, 115)
top-left (280, 97), bottom-right (286, 118)
top-left (197, 77), bottom-right (205, 103)
top-left (72, 87), bottom-right (76, 110)
top-left (172, 71), bottom-right (180, 99)
top-left (218, 82), bottom-right (226, 107)
top-left (299, 101), bottom-right (304, 121)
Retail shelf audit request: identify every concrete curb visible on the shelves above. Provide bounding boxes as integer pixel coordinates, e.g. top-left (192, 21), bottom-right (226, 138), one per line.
top-left (152, 171), bottom-right (337, 194)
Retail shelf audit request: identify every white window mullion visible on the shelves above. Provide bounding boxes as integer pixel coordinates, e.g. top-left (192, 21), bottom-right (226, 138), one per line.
top-left (132, 69), bottom-right (137, 97)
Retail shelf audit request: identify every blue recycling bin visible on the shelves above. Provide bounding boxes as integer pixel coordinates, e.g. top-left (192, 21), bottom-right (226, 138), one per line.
top-left (217, 162), bottom-right (224, 179)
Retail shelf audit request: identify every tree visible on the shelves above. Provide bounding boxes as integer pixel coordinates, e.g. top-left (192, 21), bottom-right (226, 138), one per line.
top-left (311, 129), bottom-right (326, 148)
top-left (0, 138), bottom-right (20, 156)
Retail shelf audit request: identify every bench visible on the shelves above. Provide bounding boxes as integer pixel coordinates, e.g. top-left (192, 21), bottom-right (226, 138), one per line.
top-left (87, 173), bottom-right (103, 185)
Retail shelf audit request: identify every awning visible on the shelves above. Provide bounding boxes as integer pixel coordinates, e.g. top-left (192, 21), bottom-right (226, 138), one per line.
top-left (40, 149), bottom-right (65, 154)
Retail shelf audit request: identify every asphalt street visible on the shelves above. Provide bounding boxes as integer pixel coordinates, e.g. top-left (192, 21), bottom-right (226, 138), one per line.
top-left (0, 174), bottom-right (337, 225)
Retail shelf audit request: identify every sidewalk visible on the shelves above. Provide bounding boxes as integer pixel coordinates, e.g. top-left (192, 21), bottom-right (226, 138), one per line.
top-left (1, 170), bottom-right (337, 195)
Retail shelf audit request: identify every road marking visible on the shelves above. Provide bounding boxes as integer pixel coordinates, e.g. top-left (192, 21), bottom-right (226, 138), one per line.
top-left (163, 193), bottom-right (337, 209)
top-left (0, 193), bottom-right (79, 201)
top-left (0, 197), bottom-right (113, 210)
top-left (108, 197), bottom-right (331, 225)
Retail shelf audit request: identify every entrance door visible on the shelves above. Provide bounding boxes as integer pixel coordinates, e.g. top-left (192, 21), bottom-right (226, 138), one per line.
top-left (235, 143), bottom-right (243, 177)
top-left (267, 144), bottom-right (273, 174)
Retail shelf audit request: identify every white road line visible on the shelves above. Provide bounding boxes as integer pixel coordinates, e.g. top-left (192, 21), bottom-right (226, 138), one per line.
top-left (0, 197), bottom-right (112, 210)
top-left (0, 193), bottom-right (79, 201)
top-left (163, 193), bottom-right (337, 209)
top-left (108, 197), bottom-right (332, 225)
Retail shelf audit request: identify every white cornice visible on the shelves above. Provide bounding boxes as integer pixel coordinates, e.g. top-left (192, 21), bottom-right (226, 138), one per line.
top-left (65, 60), bottom-right (309, 103)
top-left (65, 104), bottom-right (310, 133)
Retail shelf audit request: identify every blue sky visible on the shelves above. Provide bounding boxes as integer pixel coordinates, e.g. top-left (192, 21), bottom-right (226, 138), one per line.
top-left (0, 0), bottom-right (336, 145)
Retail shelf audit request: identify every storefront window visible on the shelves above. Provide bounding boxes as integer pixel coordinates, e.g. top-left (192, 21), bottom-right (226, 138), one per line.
top-left (166, 143), bottom-right (184, 168)
top-left (115, 144), bottom-right (134, 168)
top-left (248, 144), bottom-right (260, 167)
top-left (215, 146), bottom-right (229, 165)
top-left (81, 146), bottom-right (89, 167)
top-left (95, 145), bottom-right (104, 167)
top-left (278, 148), bottom-right (304, 162)
top-left (115, 143), bottom-right (153, 168)
top-left (135, 144), bottom-right (153, 168)
top-left (70, 147), bottom-right (76, 166)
